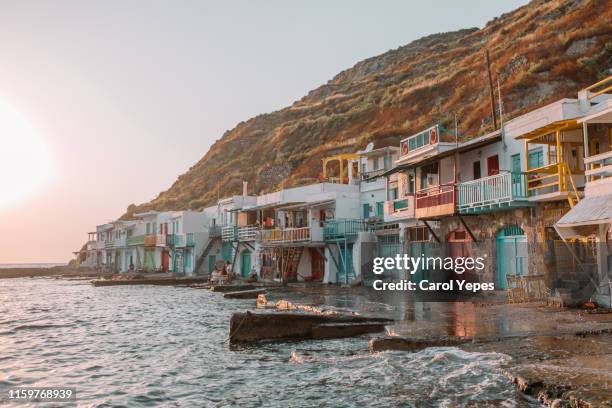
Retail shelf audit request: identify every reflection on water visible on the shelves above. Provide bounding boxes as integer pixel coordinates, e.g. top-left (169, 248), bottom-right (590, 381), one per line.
top-left (0, 279), bottom-right (538, 407)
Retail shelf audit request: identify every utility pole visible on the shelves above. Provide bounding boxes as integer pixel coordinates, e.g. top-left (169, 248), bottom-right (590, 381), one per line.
top-left (485, 49), bottom-right (497, 129)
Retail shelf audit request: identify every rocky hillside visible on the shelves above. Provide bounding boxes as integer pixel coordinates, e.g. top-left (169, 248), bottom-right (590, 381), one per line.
top-left (125, 0), bottom-right (612, 217)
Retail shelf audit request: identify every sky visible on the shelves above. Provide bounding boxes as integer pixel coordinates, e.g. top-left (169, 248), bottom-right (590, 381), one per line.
top-left (0, 0), bottom-right (528, 263)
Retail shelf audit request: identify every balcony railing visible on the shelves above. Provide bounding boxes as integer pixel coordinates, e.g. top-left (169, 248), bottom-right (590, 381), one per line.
top-left (457, 172), bottom-right (528, 213)
top-left (167, 233), bottom-right (196, 247)
top-left (209, 225), bottom-right (222, 238)
top-left (221, 226), bottom-right (237, 242)
top-left (585, 150), bottom-right (612, 182)
top-left (415, 183), bottom-right (456, 218)
top-left (324, 219), bottom-right (368, 241)
top-left (237, 225), bottom-right (259, 241)
top-left (416, 183), bottom-right (456, 209)
top-left (127, 235), bottom-right (145, 246)
top-left (144, 234), bottom-right (166, 247)
top-left (260, 227), bottom-right (311, 243)
top-left (104, 237), bottom-right (127, 249)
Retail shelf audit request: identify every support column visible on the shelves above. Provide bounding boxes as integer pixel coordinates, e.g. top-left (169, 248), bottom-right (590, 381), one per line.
top-left (583, 122), bottom-right (590, 182)
top-left (556, 129), bottom-right (563, 190)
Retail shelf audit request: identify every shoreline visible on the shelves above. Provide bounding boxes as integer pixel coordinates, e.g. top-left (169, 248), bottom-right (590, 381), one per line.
top-left (6, 272), bottom-right (612, 406)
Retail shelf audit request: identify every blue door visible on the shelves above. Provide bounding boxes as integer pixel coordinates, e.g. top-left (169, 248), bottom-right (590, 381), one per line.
top-left (241, 251), bottom-right (251, 277)
top-left (362, 203), bottom-right (370, 219)
top-left (496, 225), bottom-right (527, 289)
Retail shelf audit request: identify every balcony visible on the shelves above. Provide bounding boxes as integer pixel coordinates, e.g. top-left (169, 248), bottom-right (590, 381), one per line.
top-left (260, 227), bottom-right (312, 244)
top-left (415, 183), bottom-right (456, 219)
top-left (526, 162), bottom-right (582, 206)
top-left (104, 237), bottom-right (126, 249)
top-left (457, 172), bottom-right (531, 214)
top-left (383, 196), bottom-right (415, 222)
top-left (324, 219), bottom-right (368, 241)
top-left (144, 234), bottom-right (166, 247)
top-left (237, 225), bottom-right (259, 241)
top-left (585, 150), bottom-right (612, 184)
top-left (209, 225), bottom-right (222, 238)
top-left (127, 235), bottom-right (145, 246)
top-left (167, 233), bottom-right (196, 247)
top-left (221, 226), bottom-right (237, 242)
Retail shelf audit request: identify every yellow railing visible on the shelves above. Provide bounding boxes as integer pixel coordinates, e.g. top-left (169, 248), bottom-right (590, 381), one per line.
top-left (526, 162), bottom-right (580, 207)
top-left (586, 75), bottom-right (612, 100)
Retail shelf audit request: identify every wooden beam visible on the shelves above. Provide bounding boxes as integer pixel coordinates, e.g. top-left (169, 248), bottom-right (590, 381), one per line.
top-left (422, 220), bottom-right (440, 243)
top-left (458, 215), bottom-right (478, 243)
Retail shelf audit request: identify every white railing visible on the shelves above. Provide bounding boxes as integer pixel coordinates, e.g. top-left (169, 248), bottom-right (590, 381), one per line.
top-left (457, 172), bottom-right (526, 209)
top-left (237, 225), bottom-right (259, 241)
top-left (221, 226), bottom-right (236, 242)
top-left (585, 150), bottom-right (612, 181)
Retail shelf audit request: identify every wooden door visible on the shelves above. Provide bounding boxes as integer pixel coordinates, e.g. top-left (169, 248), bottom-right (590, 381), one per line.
top-left (162, 250), bottom-right (169, 272)
top-left (487, 155), bottom-right (499, 176)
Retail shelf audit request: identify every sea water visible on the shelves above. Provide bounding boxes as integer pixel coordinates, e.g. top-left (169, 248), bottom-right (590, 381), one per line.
top-left (0, 278), bottom-right (538, 407)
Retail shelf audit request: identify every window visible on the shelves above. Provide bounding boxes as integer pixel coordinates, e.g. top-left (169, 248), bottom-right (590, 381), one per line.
top-left (408, 174), bottom-right (415, 194)
top-left (389, 188), bottom-right (398, 200)
top-left (376, 202), bottom-right (384, 216)
top-left (384, 155), bottom-right (391, 169)
top-left (511, 154), bottom-right (521, 185)
top-left (473, 161), bottom-right (481, 180)
top-left (361, 163), bottom-right (366, 174)
top-left (416, 133), bottom-right (423, 148)
top-left (409, 138), bottom-right (417, 151)
top-left (373, 157), bottom-right (379, 170)
top-left (409, 227), bottom-right (429, 242)
top-left (528, 148), bottom-right (544, 169)
top-left (146, 223), bottom-right (151, 235)
top-left (511, 154), bottom-right (521, 173)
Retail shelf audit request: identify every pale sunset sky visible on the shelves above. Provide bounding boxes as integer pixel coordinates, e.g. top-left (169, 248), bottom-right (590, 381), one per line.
top-left (0, 1), bottom-right (528, 263)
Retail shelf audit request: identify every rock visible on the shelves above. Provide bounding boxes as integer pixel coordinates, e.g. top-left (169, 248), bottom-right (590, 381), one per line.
top-left (368, 336), bottom-right (468, 352)
top-left (229, 312), bottom-right (393, 343)
top-left (312, 323), bottom-right (386, 339)
top-left (211, 284), bottom-right (256, 292)
top-left (223, 289), bottom-right (266, 299)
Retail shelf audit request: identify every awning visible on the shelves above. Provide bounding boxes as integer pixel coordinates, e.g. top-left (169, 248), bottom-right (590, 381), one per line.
top-left (278, 199), bottom-right (334, 211)
top-left (555, 194), bottom-right (612, 239)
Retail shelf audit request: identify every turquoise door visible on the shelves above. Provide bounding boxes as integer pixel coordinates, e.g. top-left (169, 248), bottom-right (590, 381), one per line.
top-left (496, 226), bottom-right (527, 289)
top-left (362, 203), bottom-right (370, 219)
top-left (409, 242), bottom-right (428, 283)
top-left (241, 251), bottom-right (251, 277)
top-left (209, 255), bottom-right (216, 273)
top-left (184, 250), bottom-right (192, 272)
top-left (376, 202), bottom-right (384, 217)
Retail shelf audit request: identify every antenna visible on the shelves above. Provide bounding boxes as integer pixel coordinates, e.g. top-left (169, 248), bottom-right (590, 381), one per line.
top-left (484, 49), bottom-right (497, 129)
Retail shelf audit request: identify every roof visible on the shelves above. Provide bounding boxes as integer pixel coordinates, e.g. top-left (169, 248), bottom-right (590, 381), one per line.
top-left (556, 194), bottom-right (612, 227)
top-left (514, 119), bottom-right (580, 141)
top-left (382, 130), bottom-right (501, 176)
top-left (278, 199), bottom-right (334, 211)
top-left (241, 201), bottom-right (289, 212)
top-left (578, 98), bottom-right (612, 124)
top-left (358, 146), bottom-right (399, 157)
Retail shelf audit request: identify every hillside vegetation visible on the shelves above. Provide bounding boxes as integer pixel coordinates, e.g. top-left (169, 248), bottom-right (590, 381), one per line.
top-left (125, 0), bottom-right (612, 217)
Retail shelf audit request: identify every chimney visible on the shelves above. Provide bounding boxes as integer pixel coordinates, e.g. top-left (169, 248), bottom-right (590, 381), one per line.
top-left (242, 180), bottom-right (248, 197)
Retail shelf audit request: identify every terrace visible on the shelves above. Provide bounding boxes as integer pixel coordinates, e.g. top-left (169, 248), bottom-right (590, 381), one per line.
top-left (415, 183), bottom-right (456, 219)
top-left (323, 219), bottom-right (368, 241)
top-left (457, 171), bottom-right (531, 214)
